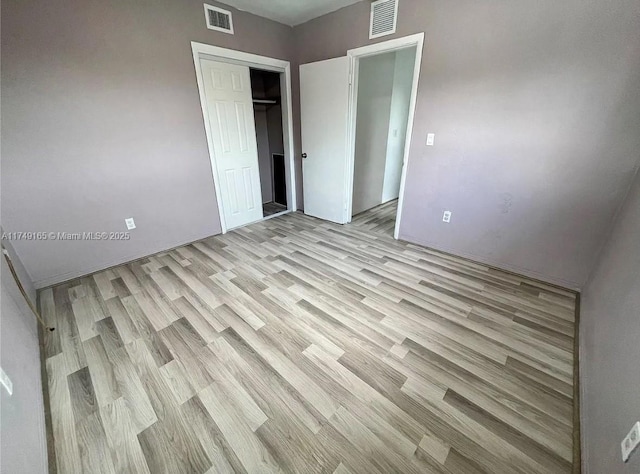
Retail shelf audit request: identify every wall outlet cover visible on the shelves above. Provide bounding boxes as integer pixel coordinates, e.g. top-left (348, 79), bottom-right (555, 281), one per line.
top-left (443, 211), bottom-right (452, 223)
top-left (125, 218), bottom-right (136, 230)
top-left (426, 133), bottom-right (435, 146)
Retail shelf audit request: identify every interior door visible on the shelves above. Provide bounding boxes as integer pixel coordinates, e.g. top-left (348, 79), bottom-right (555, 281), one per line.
top-left (300, 57), bottom-right (351, 224)
top-left (200, 59), bottom-right (263, 230)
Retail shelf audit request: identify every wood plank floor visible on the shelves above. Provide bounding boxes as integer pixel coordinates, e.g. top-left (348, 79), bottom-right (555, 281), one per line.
top-left (263, 202), bottom-right (287, 217)
top-left (41, 201), bottom-right (576, 473)
top-left (351, 199), bottom-right (398, 237)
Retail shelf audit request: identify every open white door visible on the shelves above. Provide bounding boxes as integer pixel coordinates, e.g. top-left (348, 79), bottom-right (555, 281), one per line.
top-left (300, 57), bottom-right (351, 224)
top-left (200, 59), bottom-right (263, 230)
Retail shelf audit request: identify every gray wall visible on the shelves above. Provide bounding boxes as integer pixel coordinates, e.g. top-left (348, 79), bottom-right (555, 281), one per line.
top-left (251, 70), bottom-right (285, 205)
top-left (263, 73), bottom-right (285, 164)
top-left (267, 105), bottom-right (285, 161)
top-left (580, 167), bottom-right (640, 473)
top-left (1, 239), bottom-right (48, 473)
top-left (294, 0), bottom-right (640, 288)
top-left (266, 104), bottom-right (285, 204)
top-left (1, 0), bottom-right (295, 288)
top-left (352, 52), bottom-right (395, 215)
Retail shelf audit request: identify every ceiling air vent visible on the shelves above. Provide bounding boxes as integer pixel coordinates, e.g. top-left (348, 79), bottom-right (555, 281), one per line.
top-left (369, 0), bottom-right (398, 39)
top-left (204, 4), bottom-right (234, 34)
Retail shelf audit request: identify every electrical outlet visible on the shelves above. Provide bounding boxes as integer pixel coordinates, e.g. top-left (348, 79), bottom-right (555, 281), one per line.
top-left (0, 367), bottom-right (13, 396)
top-left (426, 133), bottom-right (435, 146)
top-left (622, 421), bottom-right (640, 463)
top-left (125, 218), bottom-right (136, 230)
top-left (443, 211), bottom-right (452, 223)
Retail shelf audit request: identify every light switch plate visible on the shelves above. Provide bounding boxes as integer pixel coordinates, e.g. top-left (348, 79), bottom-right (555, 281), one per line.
top-left (622, 421), bottom-right (640, 463)
top-left (125, 218), bottom-right (136, 230)
top-left (426, 133), bottom-right (435, 146)
top-left (0, 367), bottom-right (13, 396)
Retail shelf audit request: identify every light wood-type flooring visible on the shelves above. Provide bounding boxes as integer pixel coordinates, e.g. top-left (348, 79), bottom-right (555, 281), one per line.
top-left (41, 201), bottom-right (577, 473)
top-left (263, 202), bottom-right (287, 218)
top-left (351, 200), bottom-right (398, 237)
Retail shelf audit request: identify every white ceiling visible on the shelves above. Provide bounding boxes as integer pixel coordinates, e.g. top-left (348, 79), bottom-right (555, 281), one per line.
top-left (219, 0), bottom-right (364, 26)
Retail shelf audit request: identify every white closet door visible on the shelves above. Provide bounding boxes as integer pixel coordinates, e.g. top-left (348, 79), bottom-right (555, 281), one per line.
top-left (201, 59), bottom-right (263, 230)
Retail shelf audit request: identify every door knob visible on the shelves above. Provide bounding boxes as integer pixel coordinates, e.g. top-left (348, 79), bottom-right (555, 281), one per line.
top-left (301, 153), bottom-right (307, 159)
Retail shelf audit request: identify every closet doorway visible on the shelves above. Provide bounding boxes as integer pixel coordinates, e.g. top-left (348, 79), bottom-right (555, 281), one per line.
top-left (191, 42), bottom-right (297, 233)
top-left (250, 69), bottom-right (288, 218)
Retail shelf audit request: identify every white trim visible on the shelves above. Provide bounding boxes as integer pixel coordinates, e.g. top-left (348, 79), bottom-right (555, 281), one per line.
top-left (369, 0), bottom-right (399, 40)
top-left (262, 210), bottom-right (291, 222)
top-left (345, 33), bottom-right (424, 239)
top-left (204, 4), bottom-right (234, 35)
top-left (190, 41), bottom-right (297, 234)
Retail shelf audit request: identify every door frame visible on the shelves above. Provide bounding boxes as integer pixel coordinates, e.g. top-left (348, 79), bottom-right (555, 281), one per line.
top-left (345, 33), bottom-right (425, 238)
top-left (191, 41), bottom-right (297, 233)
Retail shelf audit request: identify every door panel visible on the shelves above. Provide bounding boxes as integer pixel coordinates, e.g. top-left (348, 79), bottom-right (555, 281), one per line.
top-left (201, 59), bottom-right (263, 230)
top-left (300, 57), bottom-right (351, 224)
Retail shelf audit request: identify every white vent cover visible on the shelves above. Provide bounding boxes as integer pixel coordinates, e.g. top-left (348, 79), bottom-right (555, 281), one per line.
top-left (204, 4), bottom-right (234, 34)
top-left (369, 0), bottom-right (398, 39)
